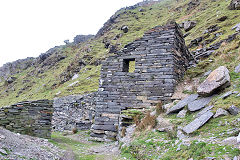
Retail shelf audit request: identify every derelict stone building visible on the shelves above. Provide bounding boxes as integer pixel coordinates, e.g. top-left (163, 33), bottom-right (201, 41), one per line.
top-left (91, 22), bottom-right (192, 140)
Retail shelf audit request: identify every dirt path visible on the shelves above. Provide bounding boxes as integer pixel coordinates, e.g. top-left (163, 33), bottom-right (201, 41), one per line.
top-left (68, 133), bottom-right (121, 160)
top-left (51, 131), bottom-right (122, 160)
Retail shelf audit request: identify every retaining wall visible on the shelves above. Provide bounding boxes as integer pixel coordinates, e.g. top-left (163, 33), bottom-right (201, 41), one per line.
top-left (52, 92), bottom-right (97, 131)
top-left (0, 100), bottom-right (53, 138)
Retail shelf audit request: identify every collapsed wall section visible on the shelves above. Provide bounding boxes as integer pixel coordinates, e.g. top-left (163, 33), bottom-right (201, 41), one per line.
top-left (52, 92), bottom-right (97, 131)
top-left (0, 100), bottom-right (53, 138)
top-left (91, 22), bottom-right (192, 140)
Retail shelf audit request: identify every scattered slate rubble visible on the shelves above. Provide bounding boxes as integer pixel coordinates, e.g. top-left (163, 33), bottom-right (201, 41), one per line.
top-left (167, 94), bottom-right (198, 114)
top-left (164, 66), bottom-right (239, 136)
top-left (0, 127), bottom-right (64, 160)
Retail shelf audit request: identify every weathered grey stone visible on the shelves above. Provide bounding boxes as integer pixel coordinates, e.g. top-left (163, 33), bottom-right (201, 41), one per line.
top-left (237, 132), bottom-right (240, 143)
top-left (235, 64), bottom-right (240, 73)
top-left (0, 148), bottom-right (7, 155)
top-left (232, 23), bottom-right (240, 32)
top-left (177, 130), bottom-right (188, 139)
top-left (228, 105), bottom-right (240, 115)
top-left (121, 25), bottom-right (129, 33)
top-left (177, 109), bottom-right (187, 118)
top-left (197, 66), bottom-right (230, 96)
top-left (229, 0), bottom-right (240, 10)
top-left (188, 96), bottom-right (213, 112)
top-left (196, 105), bottom-right (214, 118)
top-left (183, 111), bottom-right (214, 134)
top-left (92, 124), bottom-right (117, 132)
top-left (167, 94), bottom-right (198, 114)
top-left (220, 91), bottom-right (233, 99)
top-left (214, 108), bottom-right (229, 118)
top-left (183, 21), bottom-right (196, 32)
top-left (222, 137), bottom-right (238, 146)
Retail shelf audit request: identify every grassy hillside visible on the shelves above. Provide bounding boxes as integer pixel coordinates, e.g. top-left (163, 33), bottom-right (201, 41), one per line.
top-left (0, 0), bottom-right (239, 107)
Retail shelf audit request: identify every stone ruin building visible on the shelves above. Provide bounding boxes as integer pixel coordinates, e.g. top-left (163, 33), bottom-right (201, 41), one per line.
top-left (91, 22), bottom-right (192, 140)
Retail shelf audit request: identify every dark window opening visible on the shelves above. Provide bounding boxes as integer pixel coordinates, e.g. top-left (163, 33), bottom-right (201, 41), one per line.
top-left (123, 58), bottom-right (135, 73)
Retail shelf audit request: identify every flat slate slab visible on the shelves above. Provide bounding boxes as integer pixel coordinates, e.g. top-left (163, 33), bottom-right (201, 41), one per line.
top-left (167, 94), bottom-right (198, 114)
top-left (196, 105), bottom-right (214, 118)
top-left (183, 110), bottom-right (214, 134)
top-left (188, 96), bottom-right (213, 112)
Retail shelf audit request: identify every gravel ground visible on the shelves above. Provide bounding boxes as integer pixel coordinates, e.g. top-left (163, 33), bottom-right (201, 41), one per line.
top-left (0, 127), bottom-right (64, 160)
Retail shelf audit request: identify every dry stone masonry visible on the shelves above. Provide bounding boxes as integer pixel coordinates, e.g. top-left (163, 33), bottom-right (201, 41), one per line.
top-left (52, 93), bottom-right (97, 131)
top-left (91, 22), bottom-right (192, 140)
top-left (0, 100), bottom-right (53, 138)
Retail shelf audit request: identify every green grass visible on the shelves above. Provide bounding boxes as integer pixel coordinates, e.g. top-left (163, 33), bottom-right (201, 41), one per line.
top-left (121, 129), bottom-right (240, 160)
top-left (50, 131), bottom-right (105, 160)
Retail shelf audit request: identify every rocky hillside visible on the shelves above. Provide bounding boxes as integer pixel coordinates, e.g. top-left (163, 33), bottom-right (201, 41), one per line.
top-left (0, 0), bottom-right (239, 109)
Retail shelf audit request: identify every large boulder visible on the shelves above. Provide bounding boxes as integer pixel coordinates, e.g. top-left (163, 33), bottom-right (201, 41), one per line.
top-left (183, 110), bottom-right (213, 134)
top-left (197, 66), bottom-right (230, 96)
top-left (229, 0), bottom-right (240, 10)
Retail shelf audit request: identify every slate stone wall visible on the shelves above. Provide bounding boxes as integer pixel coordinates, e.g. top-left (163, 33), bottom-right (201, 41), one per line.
top-left (91, 22), bottom-right (192, 140)
top-left (52, 92), bottom-right (97, 131)
top-left (0, 100), bottom-right (53, 138)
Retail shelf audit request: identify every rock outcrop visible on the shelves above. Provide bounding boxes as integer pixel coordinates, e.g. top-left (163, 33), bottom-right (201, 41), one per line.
top-left (197, 66), bottom-right (230, 96)
top-left (229, 0), bottom-right (240, 10)
top-left (73, 35), bottom-right (94, 44)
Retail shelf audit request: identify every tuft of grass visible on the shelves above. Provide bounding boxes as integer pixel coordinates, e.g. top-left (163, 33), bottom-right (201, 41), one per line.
top-left (136, 111), bottom-right (156, 131)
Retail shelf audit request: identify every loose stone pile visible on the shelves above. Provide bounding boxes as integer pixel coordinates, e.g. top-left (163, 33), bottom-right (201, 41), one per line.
top-left (0, 100), bottom-right (53, 138)
top-left (167, 66), bottom-right (239, 135)
top-left (0, 127), bottom-right (64, 160)
top-left (52, 92), bottom-right (97, 131)
top-left (91, 22), bottom-right (193, 140)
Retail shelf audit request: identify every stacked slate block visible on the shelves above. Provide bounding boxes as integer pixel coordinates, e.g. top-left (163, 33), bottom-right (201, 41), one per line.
top-left (0, 100), bottom-right (53, 138)
top-left (52, 92), bottom-right (97, 131)
top-left (91, 22), bottom-right (192, 140)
